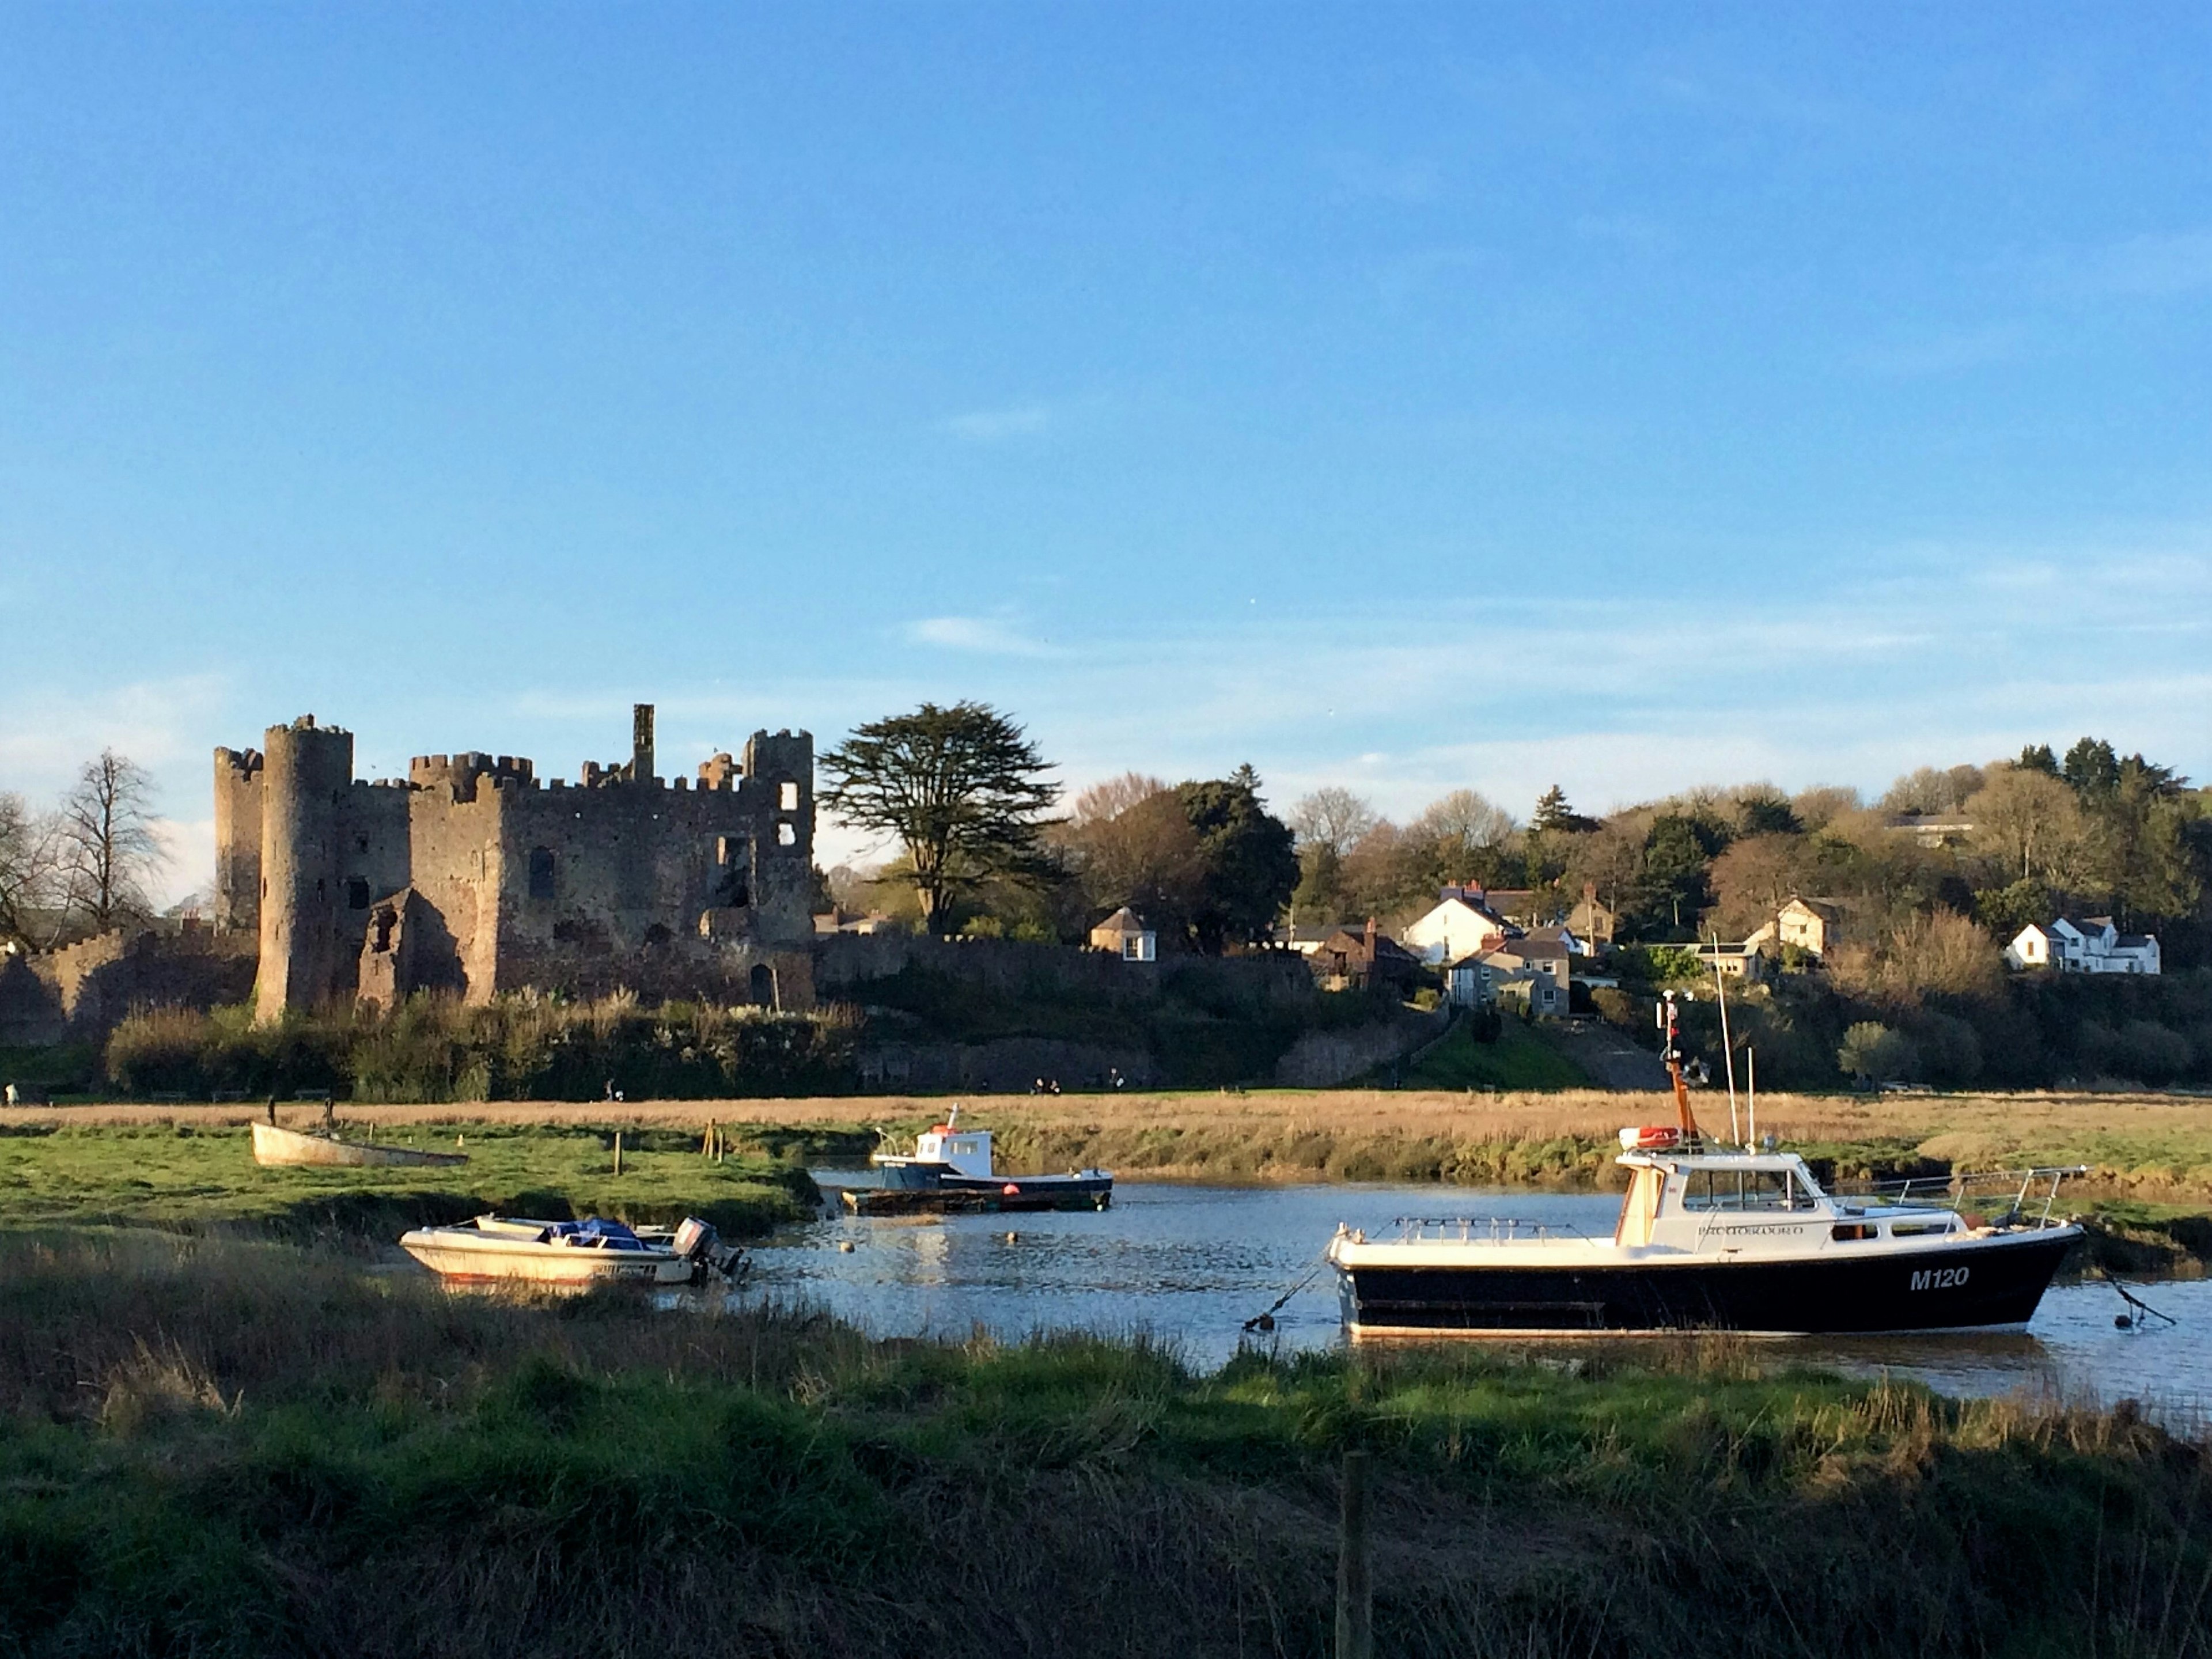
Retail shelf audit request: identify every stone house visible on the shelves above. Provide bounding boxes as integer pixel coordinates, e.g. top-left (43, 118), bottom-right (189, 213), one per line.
top-left (1309, 919), bottom-right (1422, 994)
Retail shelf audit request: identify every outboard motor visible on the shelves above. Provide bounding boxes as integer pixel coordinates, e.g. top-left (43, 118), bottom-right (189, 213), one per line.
top-left (673, 1217), bottom-right (749, 1285)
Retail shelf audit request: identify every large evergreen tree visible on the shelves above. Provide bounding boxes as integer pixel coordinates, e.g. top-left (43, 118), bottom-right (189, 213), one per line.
top-left (1175, 772), bottom-right (1298, 953)
top-left (817, 702), bottom-right (1059, 933)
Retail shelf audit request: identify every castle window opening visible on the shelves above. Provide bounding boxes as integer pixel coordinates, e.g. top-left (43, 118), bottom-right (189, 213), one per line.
top-left (749, 964), bottom-right (776, 1009)
top-left (779, 781), bottom-right (800, 811)
top-left (528, 846), bottom-right (556, 900)
top-left (316, 878), bottom-right (325, 899)
top-left (777, 822), bottom-right (796, 846)
top-left (347, 878), bottom-right (370, 911)
top-left (356, 836), bottom-right (370, 855)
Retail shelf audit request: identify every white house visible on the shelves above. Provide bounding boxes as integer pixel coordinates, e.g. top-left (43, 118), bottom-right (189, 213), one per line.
top-left (1403, 890), bottom-right (1515, 965)
top-left (2006, 917), bottom-right (2160, 975)
top-left (1743, 897), bottom-right (1846, 959)
top-left (1089, 907), bottom-right (1157, 963)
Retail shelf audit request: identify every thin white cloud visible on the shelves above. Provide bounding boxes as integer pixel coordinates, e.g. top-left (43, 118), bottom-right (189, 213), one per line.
top-left (2094, 228), bottom-right (2212, 297)
top-left (904, 615), bottom-right (1059, 658)
top-left (941, 404), bottom-right (1052, 442)
top-left (1854, 322), bottom-right (2028, 378)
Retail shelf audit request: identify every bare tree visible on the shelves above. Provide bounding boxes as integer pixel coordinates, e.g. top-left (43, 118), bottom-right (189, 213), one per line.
top-left (1071, 772), bottom-right (1173, 828)
top-left (1410, 789), bottom-right (1517, 860)
top-left (58, 749), bottom-right (161, 932)
top-left (1965, 765), bottom-right (2081, 885)
top-left (0, 793), bottom-right (63, 948)
top-left (1288, 787), bottom-right (1378, 858)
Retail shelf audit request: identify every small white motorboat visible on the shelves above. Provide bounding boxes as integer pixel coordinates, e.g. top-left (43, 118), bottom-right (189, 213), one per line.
top-left (400, 1214), bottom-right (745, 1287)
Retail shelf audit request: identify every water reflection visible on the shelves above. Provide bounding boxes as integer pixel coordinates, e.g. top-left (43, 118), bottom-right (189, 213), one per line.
top-left (744, 1179), bottom-right (2212, 1415)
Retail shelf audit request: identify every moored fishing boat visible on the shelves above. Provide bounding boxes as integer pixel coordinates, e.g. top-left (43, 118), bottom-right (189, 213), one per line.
top-left (843, 1108), bottom-right (1112, 1216)
top-left (400, 1214), bottom-right (747, 1287)
top-left (1327, 994), bottom-right (2084, 1339)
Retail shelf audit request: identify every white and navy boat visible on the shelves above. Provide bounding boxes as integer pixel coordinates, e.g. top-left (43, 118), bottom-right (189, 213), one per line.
top-left (1328, 997), bottom-right (2084, 1339)
top-left (846, 1108), bottom-right (1113, 1216)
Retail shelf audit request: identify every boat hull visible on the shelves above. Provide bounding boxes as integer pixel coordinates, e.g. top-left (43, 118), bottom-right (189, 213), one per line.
top-left (400, 1229), bottom-right (691, 1286)
top-left (842, 1173), bottom-right (1113, 1216)
top-left (1336, 1228), bottom-right (2078, 1339)
top-left (254, 1121), bottom-right (468, 1168)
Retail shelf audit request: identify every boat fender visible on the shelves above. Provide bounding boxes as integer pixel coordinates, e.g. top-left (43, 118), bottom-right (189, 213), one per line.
top-left (1002, 1183), bottom-right (1020, 1196)
top-left (1618, 1126), bottom-right (1681, 1152)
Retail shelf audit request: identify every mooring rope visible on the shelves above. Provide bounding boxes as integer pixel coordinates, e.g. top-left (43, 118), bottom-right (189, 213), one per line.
top-left (2104, 1271), bottom-right (2177, 1330)
top-left (1242, 1246), bottom-right (1334, 1334)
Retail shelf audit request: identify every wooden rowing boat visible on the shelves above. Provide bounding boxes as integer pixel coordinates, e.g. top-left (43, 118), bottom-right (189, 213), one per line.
top-left (251, 1120), bottom-right (468, 1168)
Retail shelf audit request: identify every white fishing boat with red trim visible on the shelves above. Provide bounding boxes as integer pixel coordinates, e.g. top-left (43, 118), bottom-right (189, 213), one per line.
top-left (843, 1108), bottom-right (1112, 1216)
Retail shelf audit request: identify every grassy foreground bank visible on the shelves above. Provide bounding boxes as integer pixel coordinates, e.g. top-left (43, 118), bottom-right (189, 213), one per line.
top-left (2, 1228), bottom-right (2208, 1659)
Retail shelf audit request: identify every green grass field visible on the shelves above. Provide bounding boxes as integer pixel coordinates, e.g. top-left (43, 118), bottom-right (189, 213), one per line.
top-left (0, 1119), bottom-right (820, 1241)
top-left (1, 1226), bottom-right (2206, 1658)
top-left (1391, 1016), bottom-right (1591, 1090)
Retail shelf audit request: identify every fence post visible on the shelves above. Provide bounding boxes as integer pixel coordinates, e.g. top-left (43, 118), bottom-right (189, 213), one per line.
top-left (1336, 1449), bottom-right (1372, 1659)
top-left (613, 1130), bottom-right (623, 1176)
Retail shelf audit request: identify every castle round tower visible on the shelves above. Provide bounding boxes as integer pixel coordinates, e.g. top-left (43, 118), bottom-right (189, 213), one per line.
top-left (255, 717), bottom-right (355, 1020)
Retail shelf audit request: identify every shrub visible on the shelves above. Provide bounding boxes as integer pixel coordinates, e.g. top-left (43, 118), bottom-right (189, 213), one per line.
top-left (1838, 1021), bottom-right (1919, 1084)
top-left (2117, 1021), bottom-right (2191, 1086)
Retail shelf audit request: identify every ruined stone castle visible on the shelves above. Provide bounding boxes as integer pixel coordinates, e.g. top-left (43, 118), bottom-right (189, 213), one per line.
top-left (213, 706), bottom-right (817, 1018)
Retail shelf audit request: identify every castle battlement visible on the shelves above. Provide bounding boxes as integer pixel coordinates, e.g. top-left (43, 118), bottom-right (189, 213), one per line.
top-left (217, 703), bottom-right (816, 1018)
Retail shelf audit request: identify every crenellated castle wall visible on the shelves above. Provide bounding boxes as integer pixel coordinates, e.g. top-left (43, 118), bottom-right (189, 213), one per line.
top-left (215, 707), bottom-right (817, 1017)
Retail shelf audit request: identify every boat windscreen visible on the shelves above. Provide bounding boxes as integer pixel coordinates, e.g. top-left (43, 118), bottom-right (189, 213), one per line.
top-left (1680, 1169), bottom-right (1817, 1213)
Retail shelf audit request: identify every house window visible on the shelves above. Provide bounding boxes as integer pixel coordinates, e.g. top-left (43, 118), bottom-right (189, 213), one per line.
top-left (528, 846), bottom-right (556, 900)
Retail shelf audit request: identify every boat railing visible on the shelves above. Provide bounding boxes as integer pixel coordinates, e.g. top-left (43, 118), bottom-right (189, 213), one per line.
top-left (1828, 1166), bottom-right (2089, 1224)
top-left (1390, 1215), bottom-right (1587, 1244)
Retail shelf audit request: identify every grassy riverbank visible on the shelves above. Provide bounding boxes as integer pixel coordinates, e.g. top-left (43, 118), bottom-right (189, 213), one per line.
top-left (2, 1227), bottom-right (2207, 1658)
top-left (9, 1088), bottom-right (2212, 1263)
top-left (0, 1119), bottom-right (822, 1242)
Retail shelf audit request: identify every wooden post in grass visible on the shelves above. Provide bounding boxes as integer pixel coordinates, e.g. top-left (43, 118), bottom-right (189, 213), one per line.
top-left (1336, 1450), bottom-right (1372, 1659)
top-left (613, 1131), bottom-right (623, 1177)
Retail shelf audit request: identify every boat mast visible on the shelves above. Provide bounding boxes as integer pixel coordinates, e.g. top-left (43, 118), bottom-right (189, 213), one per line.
top-left (1659, 990), bottom-right (1703, 1145)
top-left (1709, 932), bottom-right (1739, 1144)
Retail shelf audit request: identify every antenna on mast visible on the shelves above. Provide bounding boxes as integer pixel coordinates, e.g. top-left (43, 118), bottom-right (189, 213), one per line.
top-left (1658, 991), bottom-right (1703, 1146)
top-left (1709, 934), bottom-right (1740, 1144)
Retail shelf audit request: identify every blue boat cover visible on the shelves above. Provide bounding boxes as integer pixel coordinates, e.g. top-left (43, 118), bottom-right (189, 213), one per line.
top-left (542, 1218), bottom-right (647, 1249)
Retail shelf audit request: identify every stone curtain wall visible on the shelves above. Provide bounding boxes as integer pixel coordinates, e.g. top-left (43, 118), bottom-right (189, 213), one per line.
top-left (0, 927), bottom-right (256, 1046)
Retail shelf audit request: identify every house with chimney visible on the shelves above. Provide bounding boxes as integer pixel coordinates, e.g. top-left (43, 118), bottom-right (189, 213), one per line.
top-left (1308, 919), bottom-right (1422, 994)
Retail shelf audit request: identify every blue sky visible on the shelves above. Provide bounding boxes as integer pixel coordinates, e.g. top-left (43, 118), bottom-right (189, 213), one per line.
top-left (2, 5), bottom-right (2209, 895)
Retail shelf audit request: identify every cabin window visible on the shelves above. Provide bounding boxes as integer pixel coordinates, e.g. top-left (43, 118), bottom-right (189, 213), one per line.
top-left (528, 846), bottom-right (556, 900)
top-left (1831, 1223), bottom-right (1877, 1242)
top-left (1681, 1169), bottom-right (1809, 1213)
top-left (1888, 1219), bottom-right (1950, 1237)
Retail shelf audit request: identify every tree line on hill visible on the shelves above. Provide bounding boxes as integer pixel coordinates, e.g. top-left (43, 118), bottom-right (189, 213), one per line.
top-left (825, 704), bottom-right (2210, 972)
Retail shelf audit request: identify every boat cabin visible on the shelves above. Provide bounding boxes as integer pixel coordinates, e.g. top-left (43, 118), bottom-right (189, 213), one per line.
top-left (907, 1123), bottom-right (995, 1180)
top-left (1612, 1138), bottom-right (1967, 1253)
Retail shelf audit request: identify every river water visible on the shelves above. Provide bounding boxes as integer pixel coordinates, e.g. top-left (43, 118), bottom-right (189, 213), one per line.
top-left (751, 1179), bottom-right (2211, 1417)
